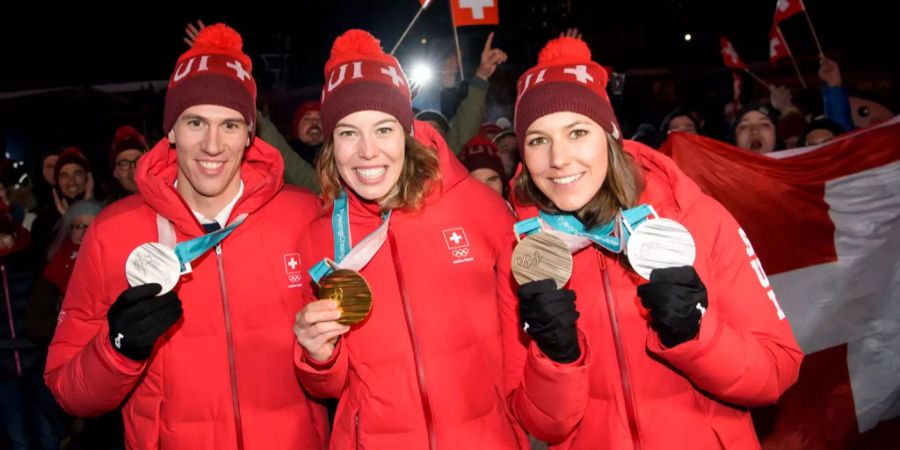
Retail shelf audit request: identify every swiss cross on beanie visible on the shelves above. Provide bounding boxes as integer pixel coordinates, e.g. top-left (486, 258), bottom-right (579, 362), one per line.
top-left (163, 23), bottom-right (257, 134)
top-left (514, 37), bottom-right (621, 151)
top-left (320, 29), bottom-right (413, 139)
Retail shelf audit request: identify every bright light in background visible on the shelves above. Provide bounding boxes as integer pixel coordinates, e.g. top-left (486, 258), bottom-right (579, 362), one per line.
top-left (410, 62), bottom-right (433, 86)
top-left (684, 33), bottom-right (692, 42)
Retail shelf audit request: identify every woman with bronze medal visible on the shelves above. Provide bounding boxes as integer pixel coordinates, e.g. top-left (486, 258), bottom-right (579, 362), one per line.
top-left (508, 36), bottom-right (803, 449)
top-left (291, 30), bottom-right (590, 449)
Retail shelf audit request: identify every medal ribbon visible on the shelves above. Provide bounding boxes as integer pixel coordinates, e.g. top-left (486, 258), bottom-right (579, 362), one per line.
top-left (309, 190), bottom-right (391, 283)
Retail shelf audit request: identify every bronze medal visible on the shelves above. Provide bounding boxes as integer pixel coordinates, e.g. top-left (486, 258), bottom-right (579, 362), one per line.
top-left (511, 232), bottom-right (573, 289)
top-left (317, 269), bottom-right (373, 326)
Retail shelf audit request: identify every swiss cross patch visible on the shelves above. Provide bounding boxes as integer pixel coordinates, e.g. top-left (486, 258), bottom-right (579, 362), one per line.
top-left (442, 228), bottom-right (474, 264)
top-left (442, 228), bottom-right (469, 249)
top-left (284, 253), bottom-right (302, 274)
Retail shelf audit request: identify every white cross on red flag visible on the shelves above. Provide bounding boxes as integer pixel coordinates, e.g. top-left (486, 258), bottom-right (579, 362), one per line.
top-left (719, 36), bottom-right (747, 70)
top-left (439, 0), bottom-right (499, 27)
top-left (659, 117), bottom-right (900, 449)
top-left (774, 0), bottom-right (806, 26)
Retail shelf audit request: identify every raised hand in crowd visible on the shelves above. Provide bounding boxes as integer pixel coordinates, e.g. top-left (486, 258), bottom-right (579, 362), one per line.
top-left (475, 32), bottom-right (508, 81)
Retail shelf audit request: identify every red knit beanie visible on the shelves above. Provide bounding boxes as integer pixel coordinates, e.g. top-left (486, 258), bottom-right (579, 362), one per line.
top-left (163, 23), bottom-right (257, 134)
top-left (291, 100), bottom-right (322, 139)
top-left (320, 30), bottom-right (412, 139)
top-left (54, 147), bottom-right (91, 183)
top-left (459, 136), bottom-right (508, 187)
top-left (109, 125), bottom-right (148, 164)
top-left (514, 37), bottom-right (621, 151)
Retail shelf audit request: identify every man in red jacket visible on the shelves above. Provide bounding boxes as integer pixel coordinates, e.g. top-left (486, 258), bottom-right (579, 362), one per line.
top-left (44, 24), bottom-right (327, 449)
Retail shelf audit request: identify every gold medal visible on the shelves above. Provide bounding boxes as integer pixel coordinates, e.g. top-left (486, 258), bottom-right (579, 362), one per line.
top-left (511, 232), bottom-right (573, 289)
top-left (317, 269), bottom-right (373, 326)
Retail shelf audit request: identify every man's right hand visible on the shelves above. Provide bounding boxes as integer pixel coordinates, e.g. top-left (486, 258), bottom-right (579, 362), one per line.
top-left (294, 300), bottom-right (351, 362)
top-left (107, 284), bottom-right (183, 361)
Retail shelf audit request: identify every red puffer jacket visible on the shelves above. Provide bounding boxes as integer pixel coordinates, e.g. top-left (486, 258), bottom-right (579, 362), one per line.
top-left (46, 137), bottom-right (329, 449)
top-left (294, 121), bottom-right (591, 449)
top-left (512, 140), bottom-right (803, 450)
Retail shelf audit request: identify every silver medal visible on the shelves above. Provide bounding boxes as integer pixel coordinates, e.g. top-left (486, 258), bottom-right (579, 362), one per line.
top-left (125, 243), bottom-right (181, 295)
top-left (627, 218), bottom-right (696, 280)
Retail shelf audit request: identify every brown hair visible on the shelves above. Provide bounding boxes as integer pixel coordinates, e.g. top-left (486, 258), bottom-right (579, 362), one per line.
top-left (316, 133), bottom-right (442, 212)
top-left (514, 131), bottom-right (644, 228)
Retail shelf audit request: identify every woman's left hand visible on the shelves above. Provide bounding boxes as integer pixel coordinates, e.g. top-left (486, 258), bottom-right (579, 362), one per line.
top-left (637, 266), bottom-right (708, 348)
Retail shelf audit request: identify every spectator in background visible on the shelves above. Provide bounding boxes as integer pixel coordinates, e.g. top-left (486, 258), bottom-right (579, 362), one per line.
top-left (733, 103), bottom-right (779, 154)
top-left (105, 126), bottom-right (148, 204)
top-left (799, 118), bottom-right (845, 146)
top-left (33, 149), bottom-right (60, 216)
top-left (493, 130), bottom-right (519, 179)
top-left (458, 136), bottom-right (507, 197)
top-left (769, 85), bottom-right (808, 149)
top-left (661, 106), bottom-right (703, 135)
top-left (421, 32), bottom-right (507, 154)
top-left (289, 101), bottom-right (324, 166)
top-left (30, 148), bottom-right (93, 264)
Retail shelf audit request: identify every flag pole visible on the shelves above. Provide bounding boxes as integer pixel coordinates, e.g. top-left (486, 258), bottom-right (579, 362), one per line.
top-left (777, 26), bottom-right (807, 89)
top-left (799, 0), bottom-right (824, 57)
top-left (391, 0), bottom-right (434, 55)
top-left (448, 0), bottom-right (465, 81)
top-left (743, 69), bottom-right (771, 91)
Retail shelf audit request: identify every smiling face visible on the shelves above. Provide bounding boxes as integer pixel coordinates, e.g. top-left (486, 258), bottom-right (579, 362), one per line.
top-left (168, 104), bottom-right (249, 215)
top-left (332, 110), bottom-right (406, 202)
top-left (523, 111), bottom-right (609, 212)
top-left (297, 110), bottom-right (324, 146)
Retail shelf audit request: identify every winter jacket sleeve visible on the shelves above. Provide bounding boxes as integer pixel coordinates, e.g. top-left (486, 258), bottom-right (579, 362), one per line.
top-left (255, 110), bottom-right (320, 194)
top-left (446, 76), bottom-right (488, 154)
top-left (647, 196), bottom-right (803, 406)
top-left (497, 205), bottom-right (592, 444)
top-left (292, 234), bottom-right (350, 399)
top-left (44, 223), bottom-right (147, 417)
top-left (823, 85), bottom-right (855, 132)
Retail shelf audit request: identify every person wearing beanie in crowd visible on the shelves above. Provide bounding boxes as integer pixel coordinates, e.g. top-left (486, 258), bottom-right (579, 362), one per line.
top-left (458, 136), bottom-right (508, 197)
top-left (799, 118), bottom-right (845, 146)
top-left (289, 100), bottom-right (324, 166)
top-left (511, 36), bottom-right (802, 448)
top-left (54, 147), bottom-right (93, 212)
top-left (45, 23), bottom-right (328, 450)
top-left (106, 126), bottom-right (149, 204)
top-left (30, 147), bottom-right (94, 265)
top-left (493, 130), bottom-right (520, 179)
top-left (293, 29), bottom-right (586, 449)
top-left (732, 102), bottom-right (780, 154)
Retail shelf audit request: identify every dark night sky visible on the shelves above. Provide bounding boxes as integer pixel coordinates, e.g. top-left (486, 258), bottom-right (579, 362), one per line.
top-left (2, 0), bottom-right (897, 92)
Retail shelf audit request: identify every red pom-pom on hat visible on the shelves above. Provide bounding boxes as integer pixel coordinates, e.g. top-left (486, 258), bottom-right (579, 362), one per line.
top-left (537, 37), bottom-right (592, 65)
top-left (192, 23), bottom-right (244, 52)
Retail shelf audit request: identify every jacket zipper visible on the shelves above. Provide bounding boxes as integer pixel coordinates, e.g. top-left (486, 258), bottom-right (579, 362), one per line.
top-left (216, 245), bottom-right (245, 450)
top-left (598, 253), bottom-right (642, 450)
top-left (387, 231), bottom-right (437, 450)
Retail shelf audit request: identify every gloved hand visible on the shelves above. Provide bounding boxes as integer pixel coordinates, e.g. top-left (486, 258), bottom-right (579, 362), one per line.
top-left (518, 279), bottom-right (581, 363)
top-left (637, 266), bottom-right (708, 348)
top-left (107, 283), bottom-right (183, 361)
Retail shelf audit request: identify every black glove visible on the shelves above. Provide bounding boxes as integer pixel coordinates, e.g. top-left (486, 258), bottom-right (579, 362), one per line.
top-left (518, 279), bottom-right (581, 364)
top-left (107, 284), bottom-right (183, 361)
top-left (637, 266), bottom-right (708, 348)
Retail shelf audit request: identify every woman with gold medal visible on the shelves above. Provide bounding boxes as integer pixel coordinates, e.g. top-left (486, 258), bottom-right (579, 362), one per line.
top-left (507, 36), bottom-right (803, 449)
top-left (292, 30), bottom-right (589, 449)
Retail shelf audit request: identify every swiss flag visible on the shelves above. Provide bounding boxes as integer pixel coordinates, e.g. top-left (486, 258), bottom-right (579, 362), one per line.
top-left (658, 118), bottom-right (900, 449)
top-left (769, 25), bottom-right (790, 64)
top-left (774, 0), bottom-right (805, 26)
top-left (451, 0), bottom-right (499, 27)
top-left (719, 36), bottom-right (747, 70)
